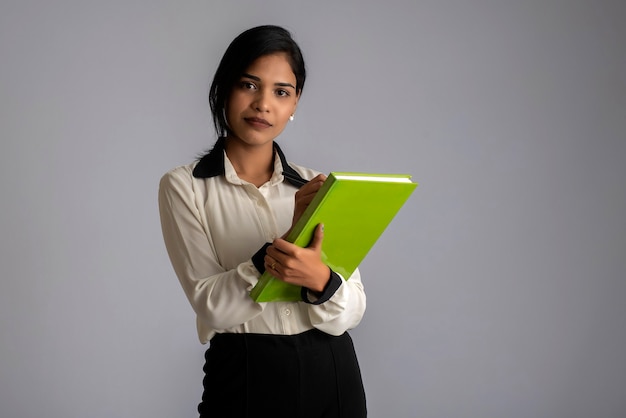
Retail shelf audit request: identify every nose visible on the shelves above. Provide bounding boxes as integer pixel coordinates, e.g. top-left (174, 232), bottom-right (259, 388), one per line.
top-left (253, 90), bottom-right (269, 112)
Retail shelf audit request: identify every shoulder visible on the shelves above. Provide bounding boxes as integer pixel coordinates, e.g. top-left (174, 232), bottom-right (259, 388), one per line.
top-left (159, 162), bottom-right (198, 193)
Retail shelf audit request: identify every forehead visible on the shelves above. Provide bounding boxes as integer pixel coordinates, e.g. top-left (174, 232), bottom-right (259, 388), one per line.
top-left (243, 53), bottom-right (296, 83)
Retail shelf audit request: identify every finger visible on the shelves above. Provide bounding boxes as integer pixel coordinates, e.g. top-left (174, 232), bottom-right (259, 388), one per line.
top-left (265, 246), bottom-right (286, 262)
top-left (264, 250), bottom-right (281, 265)
top-left (264, 256), bottom-right (280, 273)
top-left (296, 185), bottom-right (321, 200)
top-left (295, 192), bottom-right (318, 207)
top-left (309, 173), bottom-right (327, 183)
top-left (270, 238), bottom-right (296, 256)
top-left (307, 174), bottom-right (326, 189)
top-left (298, 174), bottom-right (326, 194)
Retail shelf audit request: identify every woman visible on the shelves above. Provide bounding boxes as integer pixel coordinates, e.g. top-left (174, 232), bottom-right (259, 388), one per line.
top-left (158, 25), bottom-right (367, 417)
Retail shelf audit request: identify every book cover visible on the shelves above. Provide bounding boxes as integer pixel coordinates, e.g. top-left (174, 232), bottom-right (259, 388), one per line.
top-left (249, 172), bottom-right (418, 302)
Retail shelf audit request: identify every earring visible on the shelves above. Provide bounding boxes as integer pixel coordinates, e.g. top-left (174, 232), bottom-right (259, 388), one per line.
top-left (289, 114), bottom-right (294, 121)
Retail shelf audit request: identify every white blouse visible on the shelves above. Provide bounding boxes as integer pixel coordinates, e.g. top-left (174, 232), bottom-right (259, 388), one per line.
top-left (158, 144), bottom-right (366, 344)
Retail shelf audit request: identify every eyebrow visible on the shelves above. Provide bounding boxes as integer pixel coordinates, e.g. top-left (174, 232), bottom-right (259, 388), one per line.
top-left (242, 73), bottom-right (296, 90)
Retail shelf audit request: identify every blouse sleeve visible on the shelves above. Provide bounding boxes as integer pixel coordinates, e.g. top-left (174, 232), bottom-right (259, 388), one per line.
top-left (305, 269), bottom-right (367, 336)
top-left (158, 169), bottom-right (265, 331)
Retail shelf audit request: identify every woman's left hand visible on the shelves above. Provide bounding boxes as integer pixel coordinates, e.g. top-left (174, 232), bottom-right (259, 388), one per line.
top-left (264, 223), bottom-right (330, 293)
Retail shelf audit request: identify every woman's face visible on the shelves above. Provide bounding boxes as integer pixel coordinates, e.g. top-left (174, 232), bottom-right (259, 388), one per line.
top-left (225, 53), bottom-right (299, 148)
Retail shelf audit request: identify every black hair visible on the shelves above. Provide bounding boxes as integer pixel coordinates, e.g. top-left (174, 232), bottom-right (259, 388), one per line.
top-left (208, 25), bottom-right (306, 138)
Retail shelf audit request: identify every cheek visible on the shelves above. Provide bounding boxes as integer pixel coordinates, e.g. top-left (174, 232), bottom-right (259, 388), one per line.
top-left (226, 95), bottom-right (241, 113)
top-left (284, 100), bottom-right (298, 116)
top-left (225, 99), bottom-right (246, 123)
top-left (278, 111), bottom-right (292, 124)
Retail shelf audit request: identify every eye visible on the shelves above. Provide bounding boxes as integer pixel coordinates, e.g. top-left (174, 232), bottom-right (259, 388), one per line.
top-left (239, 81), bottom-right (256, 90)
top-left (276, 89), bottom-right (290, 97)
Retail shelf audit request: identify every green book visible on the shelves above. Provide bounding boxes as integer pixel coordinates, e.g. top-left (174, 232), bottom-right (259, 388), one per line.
top-left (249, 172), bottom-right (418, 302)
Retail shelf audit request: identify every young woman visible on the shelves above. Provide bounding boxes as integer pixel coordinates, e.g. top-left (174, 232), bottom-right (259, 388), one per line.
top-left (158, 25), bottom-right (367, 417)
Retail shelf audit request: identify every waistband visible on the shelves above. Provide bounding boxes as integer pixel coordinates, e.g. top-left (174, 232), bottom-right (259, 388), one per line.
top-left (209, 328), bottom-right (348, 350)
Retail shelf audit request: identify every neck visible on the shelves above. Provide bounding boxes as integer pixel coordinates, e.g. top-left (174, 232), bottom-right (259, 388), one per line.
top-left (224, 137), bottom-right (275, 186)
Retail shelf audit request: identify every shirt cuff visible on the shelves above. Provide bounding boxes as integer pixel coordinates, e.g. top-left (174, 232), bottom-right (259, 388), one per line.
top-left (251, 243), bottom-right (272, 274)
top-left (301, 270), bottom-right (342, 305)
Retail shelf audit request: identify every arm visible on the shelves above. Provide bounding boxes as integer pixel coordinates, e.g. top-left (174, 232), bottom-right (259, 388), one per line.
top-left (158, 169), bottom-right (265, 331)
top-left (265, 224), bottom-right (367, 336)
top-left (306, 268), bottom-right (366, 336)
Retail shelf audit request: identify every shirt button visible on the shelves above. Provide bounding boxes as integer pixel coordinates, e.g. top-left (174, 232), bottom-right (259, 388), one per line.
top-left (283, 308), bottom-right (291, 316)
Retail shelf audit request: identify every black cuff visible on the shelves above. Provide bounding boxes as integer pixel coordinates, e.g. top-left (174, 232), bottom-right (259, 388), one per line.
top-left (251, 243), bottom-right (272, 274)
top-left (301, 270), bottom-right (342, 305)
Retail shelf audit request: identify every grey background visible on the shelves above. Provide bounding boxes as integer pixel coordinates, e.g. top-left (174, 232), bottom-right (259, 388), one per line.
top-left (1, 1), bottom-right (625, 417)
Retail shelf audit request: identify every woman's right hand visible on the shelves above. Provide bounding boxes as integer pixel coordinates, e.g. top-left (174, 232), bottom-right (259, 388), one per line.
top-left (285, 173), bottom-right (326, 236)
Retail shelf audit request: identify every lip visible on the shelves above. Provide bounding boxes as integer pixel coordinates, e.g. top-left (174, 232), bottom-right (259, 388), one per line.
top-left (244, 117), bottom-right (272, 128)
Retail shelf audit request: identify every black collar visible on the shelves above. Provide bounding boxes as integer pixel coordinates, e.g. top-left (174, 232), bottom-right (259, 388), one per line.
top-left (192, 137), bottom-right (307, 188)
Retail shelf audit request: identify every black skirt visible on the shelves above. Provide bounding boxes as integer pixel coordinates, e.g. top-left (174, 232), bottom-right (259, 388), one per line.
top-left (198, 328), bottom-right (367, 418)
